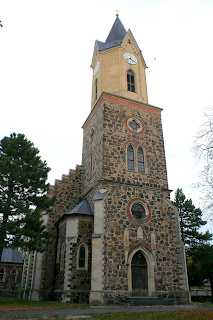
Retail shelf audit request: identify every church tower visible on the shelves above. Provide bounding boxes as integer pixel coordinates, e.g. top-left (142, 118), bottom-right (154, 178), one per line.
top-left (82, 15), bottom-right (190, 305)
top-left (91, 16), bottom-right (148, 108)
top-left (22, 15), bottom-right (190, 306)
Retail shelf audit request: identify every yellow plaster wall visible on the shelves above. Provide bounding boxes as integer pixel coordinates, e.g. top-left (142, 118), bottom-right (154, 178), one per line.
top-left (91, 35), bottom-right (148, 109)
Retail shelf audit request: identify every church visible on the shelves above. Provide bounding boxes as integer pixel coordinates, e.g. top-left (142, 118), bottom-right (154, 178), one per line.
top-left (21, 15), bottom-right (190, 305)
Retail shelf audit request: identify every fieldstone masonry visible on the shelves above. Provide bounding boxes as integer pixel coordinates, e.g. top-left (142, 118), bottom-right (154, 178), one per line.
top-left (23, 16), bottom-right (190, 305)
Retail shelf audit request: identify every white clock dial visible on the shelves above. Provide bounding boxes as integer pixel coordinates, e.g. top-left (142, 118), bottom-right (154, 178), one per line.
top-left (123, 53), bottom-right (137, 65)
top-left (94, 61), bottom-right (100, 77)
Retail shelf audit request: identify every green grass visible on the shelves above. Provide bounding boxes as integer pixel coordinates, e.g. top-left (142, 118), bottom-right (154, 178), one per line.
top-left (192, 301), bottom-right (213, 307)
top-left (2, 310), bottom-right (213, 320)
top-left (0, 298), bottom-right (213, 320)
top-left (91, 310), bottom-right (213, 320)
top-left (0, 297), bottom-right (89, 310)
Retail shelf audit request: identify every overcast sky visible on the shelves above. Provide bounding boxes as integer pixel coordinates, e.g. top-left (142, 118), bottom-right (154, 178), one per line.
top-left (1, 0), bottom-right (213, 227)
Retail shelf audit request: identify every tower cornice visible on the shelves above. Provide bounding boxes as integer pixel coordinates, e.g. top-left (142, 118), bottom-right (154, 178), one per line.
top-left (82, 92), bottom-right (163, 130)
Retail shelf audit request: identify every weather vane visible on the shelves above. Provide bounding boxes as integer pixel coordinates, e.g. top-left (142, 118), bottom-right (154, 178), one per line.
top-left (115, 10), bottom-right (119, 17)
top-left (0, 21), bottom-right (3, 28)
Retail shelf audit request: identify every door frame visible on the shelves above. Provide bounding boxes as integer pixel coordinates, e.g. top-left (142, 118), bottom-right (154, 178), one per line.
top-left (128, 246), bottom-right (155, 297)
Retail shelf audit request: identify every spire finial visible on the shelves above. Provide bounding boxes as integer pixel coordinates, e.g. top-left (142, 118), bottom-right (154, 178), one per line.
top-left (115, 10), bottom-right (119, 17)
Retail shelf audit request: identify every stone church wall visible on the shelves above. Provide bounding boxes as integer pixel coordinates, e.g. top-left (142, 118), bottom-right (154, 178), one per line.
top-left (82, 102), bottom-right (104, 196)
top-left (0, 263), bottom-right (23, 298)
top-left (54, 217), bottom-right (93, 303)
top-left (102, 185), bottom-right (188, 302)
top-left (82, 95), bottom-right (189, 305)
top-left (39, 166), bottom-right (83, 300)
top-left (102, 100), bottom-right (168, 189)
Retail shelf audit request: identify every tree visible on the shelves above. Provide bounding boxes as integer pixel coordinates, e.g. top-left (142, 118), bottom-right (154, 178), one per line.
top-left (173, 189), bottom-right (213, 301)
top-left (173, 188), bottom-right (212, 249)
top-left (0, 133), bottom-right (54, 259)
top-left (187, 244), bottom-right (213, 303)
top-left (194, 106), bottom-right (213, 213)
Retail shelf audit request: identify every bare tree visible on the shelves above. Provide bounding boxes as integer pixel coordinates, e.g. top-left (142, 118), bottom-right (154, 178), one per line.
top-left (194, 106), bottom-right (213, 214)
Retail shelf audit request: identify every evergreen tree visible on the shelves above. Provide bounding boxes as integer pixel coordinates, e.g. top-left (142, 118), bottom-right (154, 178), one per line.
top-left (0, 133), bottom-right (54, 259)
top-left (173, 188), bottom-right (212, 249)
top-left (187, 244), bottom-right (213, 303)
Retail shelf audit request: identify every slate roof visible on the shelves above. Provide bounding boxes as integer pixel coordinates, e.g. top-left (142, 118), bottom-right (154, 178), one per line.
top-left (66, 199), bottom-right (93, 216)
top-left (92, 190), bottom-right (108, 201)
top-left (98, 16), bottom-right (127, 51)
top-left (1, 248), bottom-right (23, 264)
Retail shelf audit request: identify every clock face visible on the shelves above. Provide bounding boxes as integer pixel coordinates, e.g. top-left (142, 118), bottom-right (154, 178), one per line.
top-left (94, 61), bottom-right (100, 77)
top-left (123, 53), bottom-right (137, 65)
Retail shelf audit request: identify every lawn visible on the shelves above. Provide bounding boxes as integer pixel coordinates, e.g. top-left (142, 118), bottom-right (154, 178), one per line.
top-left (91, 310), bottom-right (213, 319)
top-left (0, 297), bottom-right (89, 311)
top-left (0, 298), bottom-right (213, 320)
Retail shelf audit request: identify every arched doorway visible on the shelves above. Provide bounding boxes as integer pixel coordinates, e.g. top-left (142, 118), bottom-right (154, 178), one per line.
top-left (131, 250), bottom-right (148, 296)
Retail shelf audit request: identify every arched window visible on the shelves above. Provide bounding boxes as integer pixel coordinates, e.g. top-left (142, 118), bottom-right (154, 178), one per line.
top-left (127, 70), bottom-right (135, 92)
top-left (89, 154), bottom-right (93, 180)
top-left (56, 238), bottom-right (60, 263)
top-left (94, 78), bottom-right (98, 101)
top-left (77, 244), bottom-right (88, 270)
top-left (60, 244), bottom-right (65, 271)
top-left (79, 246), bottom-right (85, 268)
top-left (127, 145), bottom-right (134, 171)
top-left (0, 268), bottom-right (6, 283)
top-left (11, 268), bottom-right (18, 283)
top-left (137, 147), bottom-right (144, 172)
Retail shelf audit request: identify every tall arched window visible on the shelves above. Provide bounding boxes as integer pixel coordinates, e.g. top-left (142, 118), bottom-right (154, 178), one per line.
top-left (0, 268), bottom-right (6, 283)
top-left (137, 147), bottom-right (144, 172)
top-left (79, 246), bottom-right (85, 268)
top-left (127, 145), bottom-right (134, 171)
top-left (77, 244), bottom-right (88, 270)
top-left (60, 244), bottom-right (65, 271)
top-left (89, 154), bottom-right (93, 180)
top-left (94, 78), bottom-right (98, 101)
top-left (56, 238), bottom-right (61, 263)
top-left (11, 268), bottom-right (18, 283)
top-left (127, 70), bottom-right (135, 92)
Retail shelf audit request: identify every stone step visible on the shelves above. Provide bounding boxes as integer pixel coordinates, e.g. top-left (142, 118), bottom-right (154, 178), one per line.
top-left (128, 296), bottom-right (175, 306)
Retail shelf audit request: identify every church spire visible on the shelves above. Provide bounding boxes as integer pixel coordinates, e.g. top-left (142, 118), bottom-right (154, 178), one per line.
top-left (99, 16), bottom-right (126, 51)
top-left (105, 16), bottom-right (126, 44)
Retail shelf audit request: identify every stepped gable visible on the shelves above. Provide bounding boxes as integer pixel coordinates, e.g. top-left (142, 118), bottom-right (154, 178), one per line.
top-left (47, 165), bottom-right (83, 226)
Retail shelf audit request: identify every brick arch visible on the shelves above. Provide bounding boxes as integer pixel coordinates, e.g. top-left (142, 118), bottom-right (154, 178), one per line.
top-left (128, 239), bottom-right (152, 254)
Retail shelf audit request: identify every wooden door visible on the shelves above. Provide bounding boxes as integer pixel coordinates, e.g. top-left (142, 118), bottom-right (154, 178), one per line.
top-left (131, 251), bottom-right (148, 296)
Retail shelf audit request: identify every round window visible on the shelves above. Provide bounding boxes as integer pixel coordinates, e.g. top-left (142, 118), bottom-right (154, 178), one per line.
top-left (128, 119), bottom-right (141, 132)
top-left (125, 116), bottom-right (144, 135)
top-left (131, 203), bottom-right (146, 221)
top-left (127, 198), bottom-right (151, 224)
